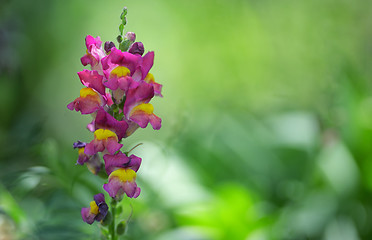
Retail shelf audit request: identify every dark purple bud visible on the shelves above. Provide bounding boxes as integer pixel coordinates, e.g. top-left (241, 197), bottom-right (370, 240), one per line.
top-left (125, 32), bottom-right (136, 42)
top-left (73, 141), bottom-right (86, 149)
top-left (94, 193), bottom-right (108, 221)
top-left (104, 41), bottom-right (116, 53)
top-left (117, 35), bottom-right (123, 43)
top-left (128, 42), bottom-right (144, 56)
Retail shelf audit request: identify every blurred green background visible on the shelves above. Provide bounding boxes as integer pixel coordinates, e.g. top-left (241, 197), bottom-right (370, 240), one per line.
top-left (1, 0), bottom-right (372, 239)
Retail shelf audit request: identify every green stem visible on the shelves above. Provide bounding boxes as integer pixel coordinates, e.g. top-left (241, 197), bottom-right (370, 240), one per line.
top-left (110, 199), bottom-right (117, 240)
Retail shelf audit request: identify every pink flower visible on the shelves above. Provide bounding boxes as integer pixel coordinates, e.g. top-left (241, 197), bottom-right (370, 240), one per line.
top-left (144, 72), bottom-right (162, 97)
top-left (102, 47), bottom-right (140, 75)
top-left (128, 103), bottom-right (161, 130)
top-left (103, 168), bottom-right (141, 199)
top-left (67, 88), bottom-right (105, 114)
top-left (102, 66), bottom-right (138, 102)
top-left (94, 108), bottom-right (128, 141)
top-left (123, 82), bottom-right (161, 133)
top-left (103, 151), bottom-right (141, 175)
top-left (84, 129), bottom-right (123, 155)
top-left (78, 70), bottom-right (105, 96)
top-left (81, 35), bottom-right (106, 74)
top-left (131, 51), bottom-right (154, 82)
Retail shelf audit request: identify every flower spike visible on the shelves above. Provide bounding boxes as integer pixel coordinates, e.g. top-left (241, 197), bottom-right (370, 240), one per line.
top-left (67, 6), bottom-right (163, 236)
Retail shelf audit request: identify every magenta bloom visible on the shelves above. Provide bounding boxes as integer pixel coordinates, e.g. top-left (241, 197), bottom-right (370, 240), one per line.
top-left (101, 47), bottom-right (141, 102)
top-left (123, 82), bottom-right (161, 131)
top-left (78, 70), bottom-right (105, 96)
top-left (81, 35), bottom-right (106, 74)
top-left (67, 88), bottom-right (105, 114)
top-left (103, 71), bottom-right (136, 92)
top-left (81, 193), bottom-right (108, 224)
top-left (94, 108), bottom-right (128, 141)
top-left (103, 151), bottom-right (141, 175)
top-left (131, 51), bottom-right (154, 81)
top-left (84, 129), bottom-right (123, 155)
top-left (102, 47), bottom-right (140, 74)
top-left (102, 47), bottom-right (154, 82)
top-left (103, 168), bottom-right (141, 199)
top-left (101, 45), bottom-right (161, 104)
top-left (102, 66), bottom-right (138, 102)
top-left (144, 72), bottom-right (162, 97)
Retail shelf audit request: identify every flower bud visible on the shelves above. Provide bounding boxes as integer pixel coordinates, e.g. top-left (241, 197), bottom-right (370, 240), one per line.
top-left (73, 141), bottom-right (86, 149)
top-left (116, 221), bottom-right (126, 235)
top-left (119, 24), bottom-right (124, 35)
top-left (125, 32), bottom-right (136, 42)
top-left (104, 41), bottom-right (115, 53)
top-left (128, 42), bottom-right (144, 56)
top-left (119, 39), bottom-right (131, 51)
top-left (120, 7), bottom-right (128, 19)
top-left (117, 35), bottom-right (123, 43)
top-left (122, 17), bottom-right (127, 26)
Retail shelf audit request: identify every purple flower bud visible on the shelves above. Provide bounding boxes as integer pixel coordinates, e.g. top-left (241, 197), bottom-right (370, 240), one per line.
top-left (73, 141), bottom-right (86, 149)
top-left (104, 41), bottom-right (116, 53)
top-left (125, 32), bottom-right (136, 42)
top-left (128, 42), bottom-right (144, 56)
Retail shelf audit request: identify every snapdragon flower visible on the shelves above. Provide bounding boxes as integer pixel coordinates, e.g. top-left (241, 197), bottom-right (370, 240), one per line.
top-left (78, 69), bottom-right (106, 96)
top-left (67, 88), bottom-right (106, 114)
top-left (103, 168), bottom-right (141, 199)
top-left (94, 108), bottom-right (128, 141)
top-left (102, 151), bottom-right (142, 199)
top-left (144, 72), bottom-right (162, 97)
top-left (85, 129), bottom-right (123, 155)
top-left (81, 35), bottom-right (106, 74)
top-left (123, 82), bottom-right (161, 130)
top-left (81, 193), bottom-right (108, 224)
top-left (103, 151), bottom-right (141, 175)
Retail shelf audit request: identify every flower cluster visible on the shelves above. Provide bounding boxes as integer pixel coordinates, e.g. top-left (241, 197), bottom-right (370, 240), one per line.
top-left (67, 7), bottom-right (162, 233)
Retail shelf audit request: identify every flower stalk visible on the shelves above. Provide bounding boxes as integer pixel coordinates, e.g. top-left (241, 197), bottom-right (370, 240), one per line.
top-left (109, 199), bottom-right (117, 240)
top-left (67, 6), bottom-right (162, 239)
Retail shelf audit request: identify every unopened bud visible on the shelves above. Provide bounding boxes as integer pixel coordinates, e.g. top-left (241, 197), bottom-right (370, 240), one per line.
top-left (121, 7), bottom-right (128, 19)
top-left (117, 35), bottom-right (123, 43)
top-left (125, 32), bottom-right (136, 42)
top-left (73, 141), bottom-right (86, 149)
top-left (119, 39), bottom-right (131, 52)
top-left (122, 17), bottom-right (127, 26)
top-left (119, 24), bottom-right (124, 35)
top-left (128, 42), bottom-right (144, 56)
top-left (116, 221), bottom-right (126, 235)
top-left (104, 41), bottom-right (115, 53)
